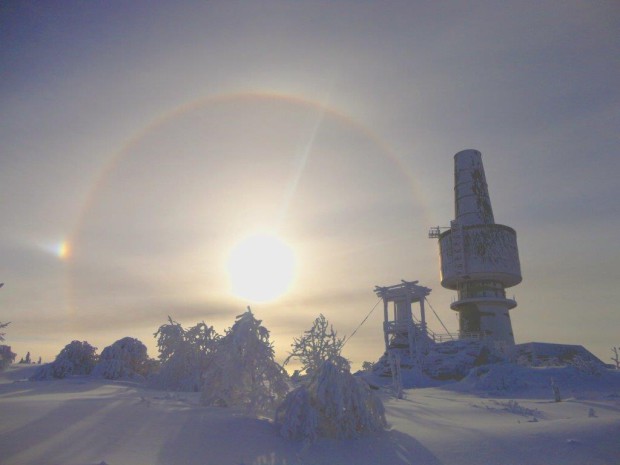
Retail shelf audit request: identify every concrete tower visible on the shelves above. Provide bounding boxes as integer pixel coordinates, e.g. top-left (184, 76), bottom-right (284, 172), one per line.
top-left (431, 150), bottom-right (521, 347)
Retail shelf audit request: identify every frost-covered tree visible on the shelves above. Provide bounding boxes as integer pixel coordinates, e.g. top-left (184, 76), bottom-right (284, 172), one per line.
top-left (0, 321), bottom-right (9, 342)
top-left (0, 322), bottom-right (17, 370)
top-left (551, 378), bottom-right (562, 402)
top-left (0, 345), bottom-right (16, 371)
top-left (155, 317), bottom-right (185, 363)
top-left (93, 337), bottom-right (154, 380)
top-left (276, 356), bottom-right (386, 441)
top-left (611, 347), bottom-right (619, 369)
top-left (56, 340), bottom-right (98, 374)
top-left (284, 314), bottom-right (346, 376)
top-left (185, 321), bottom-right (220, 355)
top-left (201, 308), bottom-right (288, 413)
top-left (275, 384), bottom-right (318, 442)
top-left (361, 361), bottom-right (374, 372)
top-left (31, 340), bottom-right (98, 380)
top-left (152, 317), bottom-right (219, 391)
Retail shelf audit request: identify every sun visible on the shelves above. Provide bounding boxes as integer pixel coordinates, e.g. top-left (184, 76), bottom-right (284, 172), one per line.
top-left (226, 233), bottom-right (297, 302)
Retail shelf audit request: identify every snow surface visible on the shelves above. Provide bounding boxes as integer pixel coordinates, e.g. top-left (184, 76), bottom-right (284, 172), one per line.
top-left (1, 364), bottom-right (619, 465)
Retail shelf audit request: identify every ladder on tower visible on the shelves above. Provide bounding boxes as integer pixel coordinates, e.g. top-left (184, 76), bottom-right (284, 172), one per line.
top-left (450, 220), bottom-right (466, 275)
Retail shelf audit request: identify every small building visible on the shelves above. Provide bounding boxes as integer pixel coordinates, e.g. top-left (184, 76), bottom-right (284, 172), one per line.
top-left (375, 280), bottom-right (432, 359)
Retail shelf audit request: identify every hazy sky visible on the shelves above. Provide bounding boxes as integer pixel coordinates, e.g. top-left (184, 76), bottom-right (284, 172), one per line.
top-left (1, 1), bottom-right (619, 368)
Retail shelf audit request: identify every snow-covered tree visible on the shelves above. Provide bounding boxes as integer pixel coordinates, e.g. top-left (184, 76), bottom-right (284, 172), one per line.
top-left (0, 321), bottom-right (9, 342)
top-left (152, 317), bottom-right (219, 391)
top-left (93, 337), bottom-right (154, 380)
top-left (0, 322), bottom-right (17, 371)
top-left (284, 314), bottom-right (346, 376)
top-left (361, 361), bottom-right (374, 372)
top-left (276, 356), bottom-right (386, 441)
top-left (185, 321), bottom-right (220, 355)
top-left (31, 340), bottom-right (98, 380)
top-left (201, 308), bottom-right (289, 413)
top-left (275, 384), bottom-right (318, 442)
top-left (0, 345), bottom-right (16, 371)
top-left (611, 346), bottom-right (619, 369)
top-left (154, 317), bottom-right (185, 363)
top-left (551, 378), bottom-right (562, 402)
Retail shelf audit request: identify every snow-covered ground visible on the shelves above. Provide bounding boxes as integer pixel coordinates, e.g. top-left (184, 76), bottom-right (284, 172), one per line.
top-left (1, 364), bottom-right (619, 465)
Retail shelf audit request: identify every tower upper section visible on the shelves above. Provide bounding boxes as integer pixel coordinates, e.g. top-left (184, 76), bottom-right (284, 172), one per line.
top-left (437, 150), bottom-right (522, 290)
top-left (454, 150), bottom-right (494, 225)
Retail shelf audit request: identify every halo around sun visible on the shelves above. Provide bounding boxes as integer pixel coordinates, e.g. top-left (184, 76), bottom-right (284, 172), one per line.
top-left (226, 233), bottom-right (297, 303)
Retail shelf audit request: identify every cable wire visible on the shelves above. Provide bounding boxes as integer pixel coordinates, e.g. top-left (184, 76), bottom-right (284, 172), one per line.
top-left (425, 297), bottom-right (453, 339)
top-left (342, 297), bottom-right (383, 348)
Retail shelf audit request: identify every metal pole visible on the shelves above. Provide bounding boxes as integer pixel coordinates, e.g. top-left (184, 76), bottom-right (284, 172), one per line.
top-left (420, 296), bottom-right (427, 337)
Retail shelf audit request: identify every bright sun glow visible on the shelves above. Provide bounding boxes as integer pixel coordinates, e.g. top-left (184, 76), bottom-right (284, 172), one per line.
top-left (227, 233), bottom-right (296, 303)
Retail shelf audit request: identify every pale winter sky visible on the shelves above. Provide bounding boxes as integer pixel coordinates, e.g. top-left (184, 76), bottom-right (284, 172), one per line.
top-left (1, 1), bottom-right (618, 368)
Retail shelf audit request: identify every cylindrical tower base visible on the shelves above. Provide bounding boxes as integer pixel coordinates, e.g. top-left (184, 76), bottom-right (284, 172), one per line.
top-left (454, 300), bottom-right (515, 345)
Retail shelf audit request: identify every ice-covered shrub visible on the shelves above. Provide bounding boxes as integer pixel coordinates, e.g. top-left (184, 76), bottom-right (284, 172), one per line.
top-left (276, 357), bottom-right (386, 441)
top-left (275, 385), bottom-right (318, 442)
top-left (152, 318), bottom-right (220, 391)
top-left (93, 337), bottom-right (153, 380)
top-left (495, 399), bottom-right (540, 417)
top-left (201, 308), bottom-right (288, 413)
top-left (30, 362), bottom-right (55, 380)
top-left (31, 340), bottom-right (98, 380)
